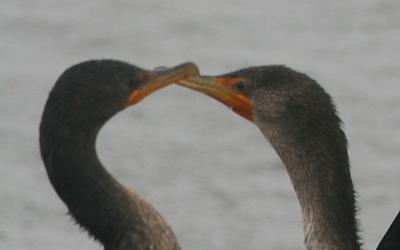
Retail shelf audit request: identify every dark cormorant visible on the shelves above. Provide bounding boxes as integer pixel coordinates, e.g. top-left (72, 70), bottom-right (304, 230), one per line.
top-left (377, 211), bottom-right (400, 250)
top-left (40, 60), bottom-right (199, 250)
top-left (177, 66), bottom-right (362, 250)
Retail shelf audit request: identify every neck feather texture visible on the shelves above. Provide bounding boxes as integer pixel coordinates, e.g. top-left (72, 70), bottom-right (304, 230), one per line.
top-left (259, 120), bottom-right (361, 250)
top-left (40, 106), bottom-right (180, 250)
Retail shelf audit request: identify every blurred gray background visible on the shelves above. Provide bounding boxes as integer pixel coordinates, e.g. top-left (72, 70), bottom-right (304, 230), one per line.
top-left (1, 0), bottom-right (399, 249)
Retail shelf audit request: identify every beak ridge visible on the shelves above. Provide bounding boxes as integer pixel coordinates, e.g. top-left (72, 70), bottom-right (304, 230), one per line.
top-left (177, 76), bottom-right (253, 122)
top-left (126, 62), bottom-right (199, 106)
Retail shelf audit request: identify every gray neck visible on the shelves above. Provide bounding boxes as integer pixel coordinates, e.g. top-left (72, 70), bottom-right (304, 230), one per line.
top-left (257, 122), bottom-right (361, 250)
top-left (40, 112), bottom-right (180, 250)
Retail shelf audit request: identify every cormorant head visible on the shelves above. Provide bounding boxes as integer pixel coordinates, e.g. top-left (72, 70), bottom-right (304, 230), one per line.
top-left (176, 65), bottom-right (338, 133)
top-left (44, 60), bottom-right (199, 126)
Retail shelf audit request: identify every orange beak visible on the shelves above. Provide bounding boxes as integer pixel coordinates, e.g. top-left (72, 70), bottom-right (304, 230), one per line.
top-left (126, 62), bottom-right (199, 106)
top-left (177, 76), bottom-right (253, 121)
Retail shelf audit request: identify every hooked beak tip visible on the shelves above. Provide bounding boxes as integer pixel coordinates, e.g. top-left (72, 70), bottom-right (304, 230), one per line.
top-left (176, 76), bottom-right (254, 122)
top-left (126, 62), bottom-right (200, 106)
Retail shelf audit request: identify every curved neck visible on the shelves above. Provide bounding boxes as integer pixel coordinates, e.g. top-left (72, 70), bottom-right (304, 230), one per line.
top-left (259, 123), bottom-right (361, 250)
top-left (40, 111), bottom-right (180, 250)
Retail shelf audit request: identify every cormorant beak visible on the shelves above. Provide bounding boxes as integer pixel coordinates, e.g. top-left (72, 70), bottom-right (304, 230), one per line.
top-left (177, 76), bottom-right (253, 122)
top-left (127, 62), bottom-right (199, 106)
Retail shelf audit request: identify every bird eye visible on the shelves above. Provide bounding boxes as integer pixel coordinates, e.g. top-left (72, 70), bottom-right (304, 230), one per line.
top-left (235, 81), bottom-right (246, 92)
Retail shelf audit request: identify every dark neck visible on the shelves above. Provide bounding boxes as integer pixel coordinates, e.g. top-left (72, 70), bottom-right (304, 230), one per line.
top-left (259, 122), bottom-right (361, 250)
top-left (40, 111), bottom-right (180, 250)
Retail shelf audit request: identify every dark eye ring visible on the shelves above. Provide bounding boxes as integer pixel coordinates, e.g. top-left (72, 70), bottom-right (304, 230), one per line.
top-left (235, 81), bottom-right (246, 91)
